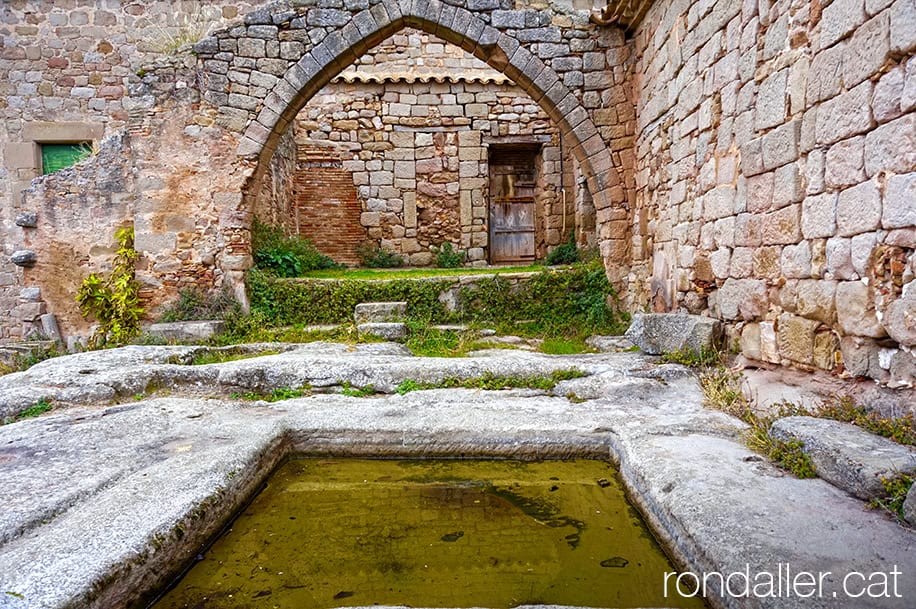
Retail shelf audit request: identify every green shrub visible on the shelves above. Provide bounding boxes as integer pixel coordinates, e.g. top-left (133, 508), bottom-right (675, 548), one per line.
top-left (159, 287), bottom-right (240, 322)
top-left (357, 242), bottom-right (404, 268)
top-left (252, 219), bottom-right (340, 277)
top-left (76, 227), bottom-right (143, 348)
top-left (248, 269), bottom-right (449, 324)
top-left (869, 474), bottom-right (914, 521)
top-left (436, 243), bottom-right (465, 268)
top-left (545, 232), bottom-right (579, 266)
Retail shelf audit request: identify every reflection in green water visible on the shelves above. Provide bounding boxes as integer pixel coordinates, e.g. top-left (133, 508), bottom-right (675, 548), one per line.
top-left (152, 459), bottom-right (705, 609)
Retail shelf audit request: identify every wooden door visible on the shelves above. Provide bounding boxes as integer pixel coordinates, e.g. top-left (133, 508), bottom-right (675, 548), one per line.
top-left (490, 197), bottom-right (535, 263)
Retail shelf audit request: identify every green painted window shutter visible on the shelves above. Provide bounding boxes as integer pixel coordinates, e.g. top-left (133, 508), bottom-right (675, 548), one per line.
top-left (40, 143), bottom-right (90, 175)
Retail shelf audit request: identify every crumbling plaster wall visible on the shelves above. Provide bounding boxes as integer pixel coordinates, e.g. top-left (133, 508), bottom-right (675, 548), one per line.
top-left (630, 0), bottom-right (916, 386)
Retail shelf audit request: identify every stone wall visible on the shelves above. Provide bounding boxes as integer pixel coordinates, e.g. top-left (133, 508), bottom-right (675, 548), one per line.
top-left (630, 0), bottom-right (916, 387)
top-left (255, 123), bottom-right (297, 233)
top-left (256, 28), bottom-right (597, 266)
top-left (1, 1), bottom-right (637, 340)
top-left (0, 1), bottom-right (270, 339)
top-left (293, 75), bottom-right (575, 265)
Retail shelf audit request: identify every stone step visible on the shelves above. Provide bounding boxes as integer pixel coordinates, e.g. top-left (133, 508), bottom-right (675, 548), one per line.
top-left (146, 320), bottom-right (225, 342)
top-left (354, 301), bottom-right (407, 323)
top-left (357, 322), bottom-right (407, 341)
top-left (769, 416), bottom-right (916, 500)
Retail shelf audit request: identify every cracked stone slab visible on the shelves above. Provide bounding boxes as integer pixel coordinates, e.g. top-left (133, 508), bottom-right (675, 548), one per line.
top-left (770, 416), bottom-right (916, 500)
top-left (0, 348), bottom-right (912, 609)
top-left (0, 343), bottom-right (638, 420)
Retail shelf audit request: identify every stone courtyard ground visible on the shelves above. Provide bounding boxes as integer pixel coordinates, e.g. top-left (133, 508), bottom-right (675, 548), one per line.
top-left (0, 342), bottom-right (913, 609)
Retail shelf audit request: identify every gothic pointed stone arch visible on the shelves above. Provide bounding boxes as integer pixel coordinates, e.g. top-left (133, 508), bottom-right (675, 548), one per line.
top-left (237, 0), bottom-right (623, 217)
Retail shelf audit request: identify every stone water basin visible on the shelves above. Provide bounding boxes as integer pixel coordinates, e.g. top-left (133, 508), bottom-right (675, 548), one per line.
top-left (150, 459), bottom-right (705, 609)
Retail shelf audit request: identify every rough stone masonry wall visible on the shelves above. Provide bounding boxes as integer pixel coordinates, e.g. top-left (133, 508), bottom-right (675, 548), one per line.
top-left (295, 76), bottom-right (570, 265)
top-left (0, 0), bottom-right (632, 336)
top-left (1, 1), bottom-right (638, 340)
top-left (258, 28), bottom-right (594, 266)
top-left (0, 1), bottom-right (271, 339)
top-left (630, 0), bottom-right (916, 387)
top-left (255, 123), bottom-right (298, 233)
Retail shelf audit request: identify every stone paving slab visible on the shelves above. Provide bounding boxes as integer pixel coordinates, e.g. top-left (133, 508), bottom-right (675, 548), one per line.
top-left (770, 416), bottom-right (916, 500)
top-left (0, 343), bottom-right (636, 420)
top-left (0, 347), bottom-right (913, 609)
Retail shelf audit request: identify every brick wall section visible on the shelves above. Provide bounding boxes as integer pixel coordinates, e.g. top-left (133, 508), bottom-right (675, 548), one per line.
top-left (292, 144), bottom-right (366, 265)
top-left (631, 0), bottom-right (916, 387)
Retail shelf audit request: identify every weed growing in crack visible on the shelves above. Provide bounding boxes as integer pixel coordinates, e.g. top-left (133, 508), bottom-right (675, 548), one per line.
top-left (394, 370), bottom-right (585, 395)
top-left (659, 347), bottom-right (723, 367)
top-left (229, 386), bottom-right (310, 402)
top-left (869, 474), bottom-right (914, 523)
top-left (699, 367), bottom-right (816, 479)
top-left (817, 397), bottom-right (916, 446)
top-left (188, 349), bottom-right (280, 366)
top-left (2, 398), bottom-right (52, 425)
top-left (339, 382), bottom-right (377, 398)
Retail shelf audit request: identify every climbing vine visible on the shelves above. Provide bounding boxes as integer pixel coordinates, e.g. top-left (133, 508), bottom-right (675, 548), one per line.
top-left (76, 226), bottom-right (143, 348)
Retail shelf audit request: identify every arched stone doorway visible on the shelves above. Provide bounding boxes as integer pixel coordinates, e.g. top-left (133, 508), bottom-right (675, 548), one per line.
top-left (191, 1), bottom-right (629, 281)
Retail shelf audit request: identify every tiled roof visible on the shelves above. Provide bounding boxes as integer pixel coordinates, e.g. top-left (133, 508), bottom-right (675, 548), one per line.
top-left (334, 71), bottom-right (514, 85)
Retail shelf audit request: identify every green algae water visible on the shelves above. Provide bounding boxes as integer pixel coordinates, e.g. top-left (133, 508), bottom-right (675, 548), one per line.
top-left (152, 459), bottom-right (705, 609)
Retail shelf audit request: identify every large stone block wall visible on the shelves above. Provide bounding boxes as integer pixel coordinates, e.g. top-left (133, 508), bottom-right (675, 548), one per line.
top-left (630, 0), bottom-right (916, 386)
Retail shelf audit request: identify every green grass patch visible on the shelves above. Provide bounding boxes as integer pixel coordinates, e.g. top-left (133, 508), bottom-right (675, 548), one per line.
top-left (339, 382), bottom-right (378, 397)
top-left (229, 386), bottom-right (310, 402)
top-left (187, 349), bottom-right (281, 366)
top-left (659, 347), bottom-right (723, 367)
top-left (540, 336), bottom-right (594, 355)
top-left (299, 264), bottom-right (545, 280)
top-left (403, 323), bottom-right (480, 357)
top-left (2, 398), bottom-right (53, 425)
top-left (395, 369), bottom-right (586, 395)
